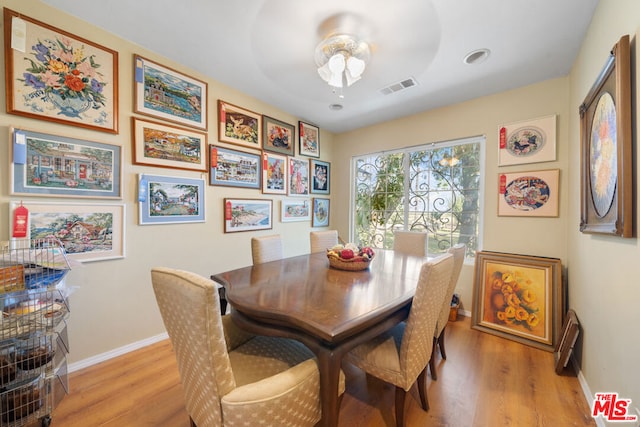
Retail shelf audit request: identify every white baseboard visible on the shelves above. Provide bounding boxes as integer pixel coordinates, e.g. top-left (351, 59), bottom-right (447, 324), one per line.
top-left (67, 332), bottom-right (169, 373)
top-left (571, 356), bottom-right (604, 427)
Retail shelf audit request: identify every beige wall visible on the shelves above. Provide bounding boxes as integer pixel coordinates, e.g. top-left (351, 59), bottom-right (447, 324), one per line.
top-left (333, 78), bottom-right (570, 316)
top-left (0, 0), bottom-right (334, 364)
top-left (568, 0), bottom-right (640, 421)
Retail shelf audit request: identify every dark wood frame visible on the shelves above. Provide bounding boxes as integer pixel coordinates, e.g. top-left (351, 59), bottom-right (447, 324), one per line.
top-left (310, 159), bottom-right (331, 195)
top-left (218, 100), bottom-right (262, 150)
top-left (554, 309), bottom-right (579, 374)
top-left (471, 251), bottom-right (563, 352)
top-left (579, 34), bottom-right (633, 237)
top-left (4, 8), bottom-right (119, 133)
top-left (262, 115), bottom-right (295, 156)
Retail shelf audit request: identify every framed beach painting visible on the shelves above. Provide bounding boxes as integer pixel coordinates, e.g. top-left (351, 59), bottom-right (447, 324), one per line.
top-left (263, 116), bottom-right (295, 156)
top-left (312, 198), bottom-right (330, 227)
top-left (262, 152), bottom-right (287, 195)
top-left (138, 174), bottom-right (205, 225)
top-left (133, 118), bottom-right (207, 172)
top-left (209, 145), bottom-right (261, 189)
top-left (134, 55), bottom-right (207, 130)
top-left (10, 201), bottom-right (125, 262)
top-left (224, 198), bottom-right (273, 233)
top-left (498, 115), bottom-right (557, 166)
top-left (10, 127), bottom-right (122, 199)
top-left (498, 169), bottom-right (559, 217)
top-left (288, 157), bottom-right (309, 196)
top-left (4, 9), bottom-right (119, 133)
top-left (471, 251), bottom-right (563, 352)
top-left (298, 121), bottom-right (320, 158)
top-left (218, 100), bottom-right (262, 149)
top-left (281, 198), bottom-right (311, 222)
top-left (310, 159), bottom-right (330, 195)
top-left (579, 34), bottom-right (632, 237)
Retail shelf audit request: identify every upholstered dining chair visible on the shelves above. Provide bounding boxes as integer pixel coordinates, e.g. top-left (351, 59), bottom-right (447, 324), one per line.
top-left (251, 234), bottom-right (283, 264)
top-left (310, 230), bottom-right (340, 253)
top-left (151, 267), bottom-right (345, 427)
top-left (429, 244), bottom-right (466, 380)
top-left (392, 230), bottom-right (427, 257)
top-left (344, 253), bottom-right (454, 427)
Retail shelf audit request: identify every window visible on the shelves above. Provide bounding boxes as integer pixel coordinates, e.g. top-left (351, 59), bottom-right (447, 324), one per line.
top-left (351, 136), bottom-right (484, 259)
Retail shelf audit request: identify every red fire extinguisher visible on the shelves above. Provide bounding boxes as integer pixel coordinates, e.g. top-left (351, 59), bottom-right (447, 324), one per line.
top-left (13, 202), bottom-right (28, 238)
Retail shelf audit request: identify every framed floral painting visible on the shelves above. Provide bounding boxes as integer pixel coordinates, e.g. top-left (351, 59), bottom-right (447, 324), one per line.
top-left (288, 157), bottom-right (309, 196)
top-left (471, 251), bottom-right (563, 352)
top-left (298, 121), bottom-right (320, 158)
top-left (218, 100), bottom-right (262, 149)
top-left (579, 34), bottom-right (632, 237)
top-left (4, 9), bottom-right (119, 133)
top-left (134, 55), bottom-right (208, 130)
top-left (263, 116), bottom-right (295, 156)
top-left (133, 118), bottom-right (207, 172)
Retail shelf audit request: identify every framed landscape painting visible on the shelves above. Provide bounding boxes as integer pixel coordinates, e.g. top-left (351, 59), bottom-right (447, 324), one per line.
top-left (224, 198), bottom-right (273, 233)
top-left (471, 251), bottom-right (563, 352)
top-left (218, 100), bottom-right (262, 149)
top-left (209, 145), bottom-right (261, 189)
top-left (498, 169), bottom-right (559, 217)
top-left (10, 127), bottom-right (122, 199)
top-left (310, 159), bottom-right (330, 194)
top-left (133, 118), bottom-right (207, 172)
top-left (299, 121), bottom-right (320, 158)
top-left (4, 9), bottom-right (119, 133)
top-left (10, 201), bottom-right (125, 262)
top-left (134, 55), bottom-right (207, 130)
top-left (138, 174), bottom-right (205, 225)
top-left (263, 116), bottom-right (295, 156)
top-left (262, 152), bottom-right (287, 195)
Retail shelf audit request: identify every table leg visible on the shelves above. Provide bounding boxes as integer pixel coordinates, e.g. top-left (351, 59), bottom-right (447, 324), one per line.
top-left (316, 347), bottom-right (342, 427)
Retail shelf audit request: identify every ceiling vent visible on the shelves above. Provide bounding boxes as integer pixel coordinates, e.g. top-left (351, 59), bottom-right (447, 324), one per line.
top-left (379, 77), bottom-right (418, 95)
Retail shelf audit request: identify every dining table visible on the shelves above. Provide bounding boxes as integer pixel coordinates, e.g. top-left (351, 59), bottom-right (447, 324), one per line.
top-left (211, 249), bottom-right (428, 427)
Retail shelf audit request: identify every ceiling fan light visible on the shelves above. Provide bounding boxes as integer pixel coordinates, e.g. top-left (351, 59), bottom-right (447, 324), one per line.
top-left (317, 62), bottom-right (332, 81)
top-left (328, 53), bottom-right (346, 74)
top-left (328, 70), bottom-right (344, 88)
top-left (346, 56), bottom-right (365, 78)
top-left (345, 71), bottom-right (361, 86)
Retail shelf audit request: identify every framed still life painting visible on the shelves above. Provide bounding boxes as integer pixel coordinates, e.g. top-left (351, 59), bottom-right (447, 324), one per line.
top-left (471, 251), bottom-right (563, 352)
top-left (10, 201), bottom-right (125, 262)
top-left (4, 9), bottom-right (119, 133)
top-left (134, 55), bottom-right (208, 130)
top-left (498, 115), bottom-right (557, 166)
top-left (497, 169), bottom-right (559, 217)
top-left (579, 34), bottom-right (632, 237)
top-left (10, 127), bottom-right (122, 199)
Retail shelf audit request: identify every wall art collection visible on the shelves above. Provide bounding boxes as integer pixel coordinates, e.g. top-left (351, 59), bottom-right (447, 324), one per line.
top-left (4, 7), bottom-right (332, 261)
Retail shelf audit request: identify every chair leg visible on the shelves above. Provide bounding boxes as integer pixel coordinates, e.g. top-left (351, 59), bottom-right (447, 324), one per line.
top-left (190, 416), bottom-right (197, 427)
top-left (417, 367), bottom-right (430, 411)
top-left (218, 286), bottom-right (228, 315)
top-left (438, 326), bottom-right (447, 360)
top-left (429, 337), bottom-right (438, 380)
top-left (395, 386), bottom-right (407, 427)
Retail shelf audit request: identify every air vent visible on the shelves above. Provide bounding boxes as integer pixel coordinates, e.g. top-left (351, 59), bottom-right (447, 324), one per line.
top-left (379, 77), bottom-right (418, 95)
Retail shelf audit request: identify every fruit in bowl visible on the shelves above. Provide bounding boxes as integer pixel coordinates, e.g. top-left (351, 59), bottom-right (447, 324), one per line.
top-left (327, 243), bottom-right (375, 269)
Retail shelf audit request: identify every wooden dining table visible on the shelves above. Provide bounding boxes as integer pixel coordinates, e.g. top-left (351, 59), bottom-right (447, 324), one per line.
top-left (212, 249), bottom-right (428, 427)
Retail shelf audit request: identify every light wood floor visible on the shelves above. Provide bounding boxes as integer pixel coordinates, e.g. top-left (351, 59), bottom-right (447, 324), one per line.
top-left (50, 316), bottom-right (595, 426)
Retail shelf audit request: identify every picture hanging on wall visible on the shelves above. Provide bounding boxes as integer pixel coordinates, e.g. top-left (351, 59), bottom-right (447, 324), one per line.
top-left (579, 34), bottom-right (632, 237)
top-left (224, 198), bottom-right (273, 233)
top-left (312, 198), bottom-right (330, 227)
top-left (281, 198), bottom-right (311, 222)
top-left (263, 115), bottom-right (295, 156)
top-left (138, 174), bottom-right (205, 225)
top-left (310, 159), bottom-right (330, 195)
top-left (262, 152), bottom-right (288, 195)
top-left (133, 118), bottom-right (208, 172)
top-left (218, 100), bottom-right (262, 149)
top-left (134, 55), bottom-right (208, 130)
top-left (4, 8), bottom-right (119, 133)
top-left (299, 121), bottom-right (320, 158)
top-left (10, 201), bottom-right (125, 262)
top-left (209, 145), bottom-right (261, 189)
top-left (10, 127), bottom-right (122, 199)
top-left (498, 115), bottom-right (557, 166)
top-left (288, 157), bottom-right (309, 196)
top-left (497, 169), bottom-right (559, 217)
top-left (471, 251), bottom-right (563, 352)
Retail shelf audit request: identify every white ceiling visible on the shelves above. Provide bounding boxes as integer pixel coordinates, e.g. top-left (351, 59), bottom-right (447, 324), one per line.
top-left (41, 0), bottom-right (599, 134)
